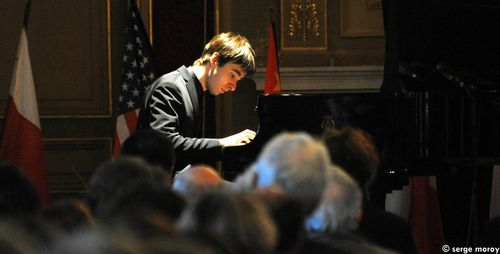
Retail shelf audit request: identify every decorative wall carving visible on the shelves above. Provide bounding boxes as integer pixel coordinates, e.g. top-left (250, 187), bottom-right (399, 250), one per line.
top-left (288, 0), bottom-right (320, 42)
top-left (281, 0), bottom-right (327, 50)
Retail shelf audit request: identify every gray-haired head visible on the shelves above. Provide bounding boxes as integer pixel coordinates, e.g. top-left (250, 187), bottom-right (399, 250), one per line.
top-left (306, 164), bottom-right (363, 234)
top-left (236, 132), bottom-right (331, 215)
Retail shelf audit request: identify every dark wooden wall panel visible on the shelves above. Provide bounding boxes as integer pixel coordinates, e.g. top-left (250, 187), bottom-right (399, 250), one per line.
top-left (0, 0), bottom-right (111, 117)
top-left (152, 0), bottom-right (207, 76)
top-left (31, 1), bottom-right (110, 116)
top-left (45, 139), bottom-right (111, 199)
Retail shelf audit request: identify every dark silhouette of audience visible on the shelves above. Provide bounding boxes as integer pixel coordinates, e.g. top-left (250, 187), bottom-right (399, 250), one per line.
top-left (39, 198), bottom-right (95, 235)
top-left (323, 127), bottom-right (416, 254)
top-left (121, 129), bottom-right (176, 180)
top-left (0, 220), bottom-right (43, 254)
top-left (177, 192), bottom-right (277, 254)
top-left (306, 164), bottom-right (395, 254)
top-left (234, 132), bottom-right (355, 253)
top-left (250, 187), bottom-right (307, 254)
top-left (85, 156), bottom-right (170, 218)
top-left (0, 162), bottom-right (42, 218)
top-left (0, 129), bottom-right (427, 254)
top-left (100, 183), bottom-right (185, 239)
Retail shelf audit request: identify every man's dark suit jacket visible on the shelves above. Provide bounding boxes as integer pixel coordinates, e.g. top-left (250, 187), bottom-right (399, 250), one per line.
top-left (137, 65), bottom-right (222, 171)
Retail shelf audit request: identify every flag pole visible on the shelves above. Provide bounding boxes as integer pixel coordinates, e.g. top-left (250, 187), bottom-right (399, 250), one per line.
top-left (23, 0), bottom-right (32, 28)
top-left (268, 6), bottom-right (280, 77)
top-left (269, 4), bottom-right (273, 22)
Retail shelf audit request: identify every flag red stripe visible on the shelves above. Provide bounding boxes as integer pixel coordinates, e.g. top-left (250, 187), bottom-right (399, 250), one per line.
top-left (0, 96), bottom-right (50, 203)
top-left (123, 110), bottom-right (138, 132)
top-left (112, 110), bottom-right (138, 159)
top-left (264, 22), bottom-right (281, 94)
top-left (409, 176), bottom-right (444, 254)
top-left (112, 133), bottom-right (122, 159)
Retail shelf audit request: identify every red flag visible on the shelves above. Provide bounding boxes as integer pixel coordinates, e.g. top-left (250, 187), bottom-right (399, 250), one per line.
top-left (264, 21), bottom-right (281, 94)
top-left (0, 28), bottom-right (50, 204)
top-left (409, 176), bottom-right (444, 254)
top-left (112, 0), bottom-right (156, 158)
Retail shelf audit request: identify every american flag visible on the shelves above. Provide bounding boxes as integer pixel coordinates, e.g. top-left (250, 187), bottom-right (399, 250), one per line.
top-left (112, 0), bottom-right (156, 158)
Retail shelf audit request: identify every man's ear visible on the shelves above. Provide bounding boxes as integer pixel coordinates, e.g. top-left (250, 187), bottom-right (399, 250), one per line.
top-left (209, 52), bottom-right (219, 65)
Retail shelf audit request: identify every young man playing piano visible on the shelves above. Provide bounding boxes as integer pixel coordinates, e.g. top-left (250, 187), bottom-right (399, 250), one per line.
top-left (137, 32), bottom-right (256, 173)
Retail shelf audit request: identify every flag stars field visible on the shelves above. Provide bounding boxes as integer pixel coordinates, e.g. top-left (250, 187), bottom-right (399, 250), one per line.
top-left (112, 0), bottom-right (156, 157)
top-left (127, 100), bottom-right (134, 108)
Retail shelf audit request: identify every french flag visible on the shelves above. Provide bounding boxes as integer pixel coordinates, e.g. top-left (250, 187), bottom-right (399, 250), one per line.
top-left (0, 28), bottom-right (50, 204)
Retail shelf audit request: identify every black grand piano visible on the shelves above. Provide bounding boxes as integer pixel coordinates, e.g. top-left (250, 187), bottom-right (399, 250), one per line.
top-left (222, 92), bottom-right (399, 181)
top-left (222, 0), bottom-right (500, 245)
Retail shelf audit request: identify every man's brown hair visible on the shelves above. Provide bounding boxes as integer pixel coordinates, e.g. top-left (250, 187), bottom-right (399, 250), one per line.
top-left (193, 32), bottom-right (256, 76)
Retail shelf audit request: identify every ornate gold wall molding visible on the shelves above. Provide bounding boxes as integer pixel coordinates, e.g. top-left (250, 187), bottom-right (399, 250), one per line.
top-left (281, 0), bottom-right (327, 50)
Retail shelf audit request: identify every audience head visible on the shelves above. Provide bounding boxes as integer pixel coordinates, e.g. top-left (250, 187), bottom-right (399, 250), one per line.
top-left (235, 132), bottom-right (330, 215)
top-left (100, 183), bottom-right (185, 239)
top-left (86, 156), bottom-right (169, 218)
top-left (306, 164), bottom-right (363, 234)
top-left (40, 199), bottom-right (95, 235)
top-left (322, 127), bottom-right (380, 193)
top-left (0, 219), bottom-right (44, 254)
top-left (177, 192), bottom-right (277, 254)
top-left (172, 164), bottom-right (226, 203)
top-left (50, 228), bottom-right (140, 254)
top-left (251, 187), bottom-right (306, 254)
top-left (51, 227), bottom-right (221, 254)
top-left (0, 162), bottom-right (42, 218)
top-left (121, 129), bottom-right (175, 179)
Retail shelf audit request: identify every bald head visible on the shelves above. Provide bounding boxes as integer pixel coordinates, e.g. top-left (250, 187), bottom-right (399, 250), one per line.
top-left (189, 165), bottom-right (221, 185)
top-left (173, 165), bottom-right (225, 201)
